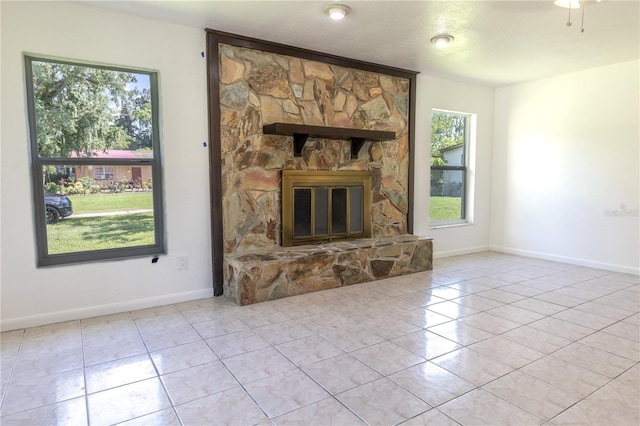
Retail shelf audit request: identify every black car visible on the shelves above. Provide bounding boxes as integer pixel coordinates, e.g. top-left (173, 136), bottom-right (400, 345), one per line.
top-left (45, 194), bottom-right (73, 224)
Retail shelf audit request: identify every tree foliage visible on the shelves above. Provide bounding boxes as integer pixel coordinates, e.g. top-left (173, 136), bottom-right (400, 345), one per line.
top-left (115, 88), bottom-right (153, 151)
top-left (431, 112), bottom-right (465, 166)
top-left (32, 61), bottom-right (153, 158)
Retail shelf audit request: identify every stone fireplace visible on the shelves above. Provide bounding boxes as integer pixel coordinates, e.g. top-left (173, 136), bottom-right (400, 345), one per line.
top-left (206, 30), bottom-right (432, 304)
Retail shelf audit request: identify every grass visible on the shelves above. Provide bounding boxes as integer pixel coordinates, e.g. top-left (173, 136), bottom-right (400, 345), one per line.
top-left (67, 192), bottom-right (153, 214)
top-left (47, 213), bottom-right (155, 254)
top-left (430, 196), bottom-right (462, 222)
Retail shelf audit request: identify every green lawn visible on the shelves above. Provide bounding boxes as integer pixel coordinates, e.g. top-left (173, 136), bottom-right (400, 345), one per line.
top-left (68, 192), bottom-right (153, 214)
top-left (47, 213), bottom-right (155, 254)
top-left (430, 196), bottom-right (462, 222)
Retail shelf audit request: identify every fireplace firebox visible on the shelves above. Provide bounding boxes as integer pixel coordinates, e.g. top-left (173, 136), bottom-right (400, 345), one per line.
top-left (281, 170), bottom-right (372, 246)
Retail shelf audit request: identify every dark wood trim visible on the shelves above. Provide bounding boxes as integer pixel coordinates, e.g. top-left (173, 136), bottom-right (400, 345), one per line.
top-left (206, 34), bottom-right (224, 296)
top-left (263, 123), bottom-right (395, 141)
top-left (407, 73), bottom-right (417, 235)
top-left (206, 29), bottom-right (418, 297)
top-left (263, 123), bottom-right (395, 158)
top-left (351, 138), bottom-right (365, 160)
top-left (205, 29), bottom-right (417, 79)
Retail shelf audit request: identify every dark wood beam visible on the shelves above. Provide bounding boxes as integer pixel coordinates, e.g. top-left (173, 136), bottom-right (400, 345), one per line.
top-left (263, 123), bottom-right (395, 158)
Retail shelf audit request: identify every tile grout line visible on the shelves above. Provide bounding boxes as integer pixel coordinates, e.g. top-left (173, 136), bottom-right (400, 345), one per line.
top-left (0, 329), bottom-right (25, 416)
top-left (80, 316), bottom-right (90, 426)
top-left (1, 254), bottom-right (637, 425)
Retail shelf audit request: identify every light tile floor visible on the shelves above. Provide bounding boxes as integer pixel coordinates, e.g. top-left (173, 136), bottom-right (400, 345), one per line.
top-left (1, 252), bottom-right (639, 425)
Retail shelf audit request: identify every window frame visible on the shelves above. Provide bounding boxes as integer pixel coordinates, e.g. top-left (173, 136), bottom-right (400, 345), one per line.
top-left (429, 109), bottom-right (471, 227)
top-left (93, 166), bottom-right (115, 181)
top-left (25, 55), bottom-right (165, 266)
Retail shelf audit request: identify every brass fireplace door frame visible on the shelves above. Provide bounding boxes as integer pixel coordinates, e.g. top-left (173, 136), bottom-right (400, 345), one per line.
top-left (281, 170), bottom-right (372, 247)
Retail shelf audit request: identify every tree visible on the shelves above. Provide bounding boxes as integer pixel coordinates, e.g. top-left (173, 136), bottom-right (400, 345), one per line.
top-left (431, 112), bottom-right (465, 166)
top-left (32, 61), bottom-right (135, 158)
top-left (115, 88), bottom-right (153, 150)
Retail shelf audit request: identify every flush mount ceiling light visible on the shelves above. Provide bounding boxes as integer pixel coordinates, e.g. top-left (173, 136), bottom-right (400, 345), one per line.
top-left (324, 4), bottom-right (351, 20)
top-left (430, 34), bottom-right (454, 49)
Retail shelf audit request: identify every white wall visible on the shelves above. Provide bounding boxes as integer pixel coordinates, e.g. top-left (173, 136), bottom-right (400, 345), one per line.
top-left (1, 1), bottom-right (213, 330)
top-left (414, 75), bottom-right (495, 257)
top-left (491, 60), bottom-right (640, 274)
top-left (6, 2), bottom-right (633, 332)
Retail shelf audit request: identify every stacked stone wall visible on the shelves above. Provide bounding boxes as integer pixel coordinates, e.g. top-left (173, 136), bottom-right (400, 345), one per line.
top-left (219, 44), bottom-right (411, 253)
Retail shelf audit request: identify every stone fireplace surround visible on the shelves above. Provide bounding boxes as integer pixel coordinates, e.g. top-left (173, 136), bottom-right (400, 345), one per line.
top-left (206, 30), bottom-right (432, 304)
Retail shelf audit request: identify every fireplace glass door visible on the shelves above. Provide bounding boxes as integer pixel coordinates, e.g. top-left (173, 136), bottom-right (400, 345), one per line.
top-left (292, 186), bottom-right (364, 240)
top-left (282, 170), bottom-right (371, 246)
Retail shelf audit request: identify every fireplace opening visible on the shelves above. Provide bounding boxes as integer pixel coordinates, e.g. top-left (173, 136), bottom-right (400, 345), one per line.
top-left (282, 170), bottom-right (371, 246)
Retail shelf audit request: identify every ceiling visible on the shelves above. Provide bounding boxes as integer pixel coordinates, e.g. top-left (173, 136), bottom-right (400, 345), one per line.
top-left (86, 0), bottom-right (639, 87)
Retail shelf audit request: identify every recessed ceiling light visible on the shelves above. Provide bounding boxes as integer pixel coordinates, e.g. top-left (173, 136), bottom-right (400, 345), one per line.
top-left (430, 34), bottom-right (454, 49)
top-left (325, 4), bottom-right (351, 20)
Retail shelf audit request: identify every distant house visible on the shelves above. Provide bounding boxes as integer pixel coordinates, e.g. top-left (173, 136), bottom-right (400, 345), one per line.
top-left (67, 150), bottom-right (153, 187)
top-left (439, 143), bottom-right (464, 197)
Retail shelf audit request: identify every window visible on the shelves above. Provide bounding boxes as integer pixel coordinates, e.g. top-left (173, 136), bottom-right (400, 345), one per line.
top-left (430, 110), bottom-right (471, 225)
top-left (25, 56), bottom-right (164, 266)
top-left (93, 166), bottom-right (115, 180)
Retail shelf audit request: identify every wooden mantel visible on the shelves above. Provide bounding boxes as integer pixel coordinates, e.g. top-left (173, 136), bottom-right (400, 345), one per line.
top-left (263, 123), bottom-right (395, 158)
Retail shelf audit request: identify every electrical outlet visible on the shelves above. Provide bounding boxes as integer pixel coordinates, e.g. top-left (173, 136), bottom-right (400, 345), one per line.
top-left (177, 256), bottom-right (188, 270)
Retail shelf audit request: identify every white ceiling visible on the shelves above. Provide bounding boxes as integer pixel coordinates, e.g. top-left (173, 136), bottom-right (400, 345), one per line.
top-left (86, 0), bottom-right (640, 87)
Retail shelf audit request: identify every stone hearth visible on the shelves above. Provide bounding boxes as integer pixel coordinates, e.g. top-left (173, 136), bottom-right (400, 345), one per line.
top-left (224, 235), bottom-right (432, 305)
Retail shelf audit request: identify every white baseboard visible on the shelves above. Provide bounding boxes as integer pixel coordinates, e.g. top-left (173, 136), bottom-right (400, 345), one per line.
top-left (490, 245), bottom-right (640, 275)
top-left (434, 245), bottom-right (490, 259)
top-left (0, 288), bottom-right (214, 332)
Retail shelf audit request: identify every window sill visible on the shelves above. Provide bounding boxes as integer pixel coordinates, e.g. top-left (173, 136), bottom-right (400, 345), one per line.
top-left (429, 220), bottom-right (472, 230)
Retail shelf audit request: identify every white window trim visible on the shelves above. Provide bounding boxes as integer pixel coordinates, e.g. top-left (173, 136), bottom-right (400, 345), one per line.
top-left (429, 109), bottom-right (476, 228)
top-left (93, 166), bottom-right (115, 180)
